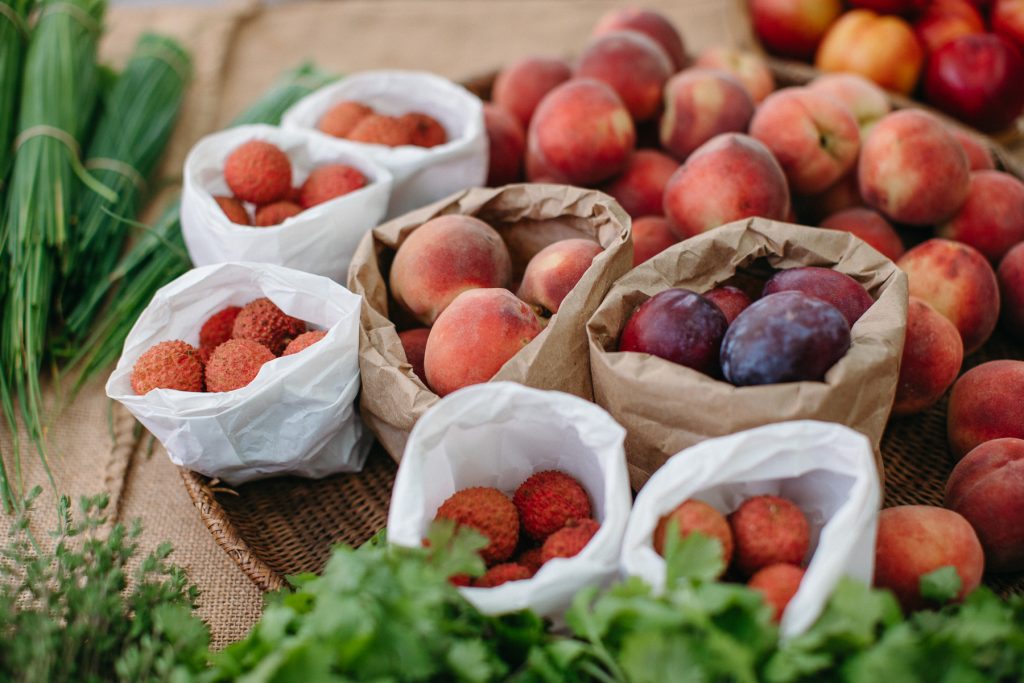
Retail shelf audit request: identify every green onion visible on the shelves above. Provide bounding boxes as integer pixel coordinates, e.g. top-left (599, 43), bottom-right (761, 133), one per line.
top-left (0, 0), bottom-right (32, 184)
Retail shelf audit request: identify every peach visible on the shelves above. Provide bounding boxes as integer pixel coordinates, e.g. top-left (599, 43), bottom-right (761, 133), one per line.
top-left (915, 0), bottom-right (986, 55)
top-left (938, 170), bottom-right (1024, 263)
top-left (695, 47), bottom-right (776, 103)
top-left (808, 73), bottom-right (891, 132)
top-left (654, 499), bottom-right (734, 569)
top-left (798, 171), bottom-right (863, 222)
top-left (874, 505), bottom-right (984, 611)
top-left (483, 103), bottom-right (526, 187)
top-left (749, 564), bottom-right (806, 622)
top-left (601, 150), bottom-right (678, 218)
top-left (898, 238), bottom-right (999, 354)
top-left (947, 127), bottom-right (996, 171)
top-left (892, 297), bottom-right (964, 416)
top-left (815, 9), bottom-right (925, 95)
top-left (576, 31), bottom-right (674, 122)
top-left (999, 242), bottom-right (1024, 338)
top-left (750, 87), bottom-right (861, 195)
top-left (945, 438), bottom-right (1024, 572)
top-left (820, 207), bottom-right (905, 262)
top-left (591, 6), bottom-right (687, 70)
top-left (492, 56), bottom-right (572, 128)
top-left (994, 0), bottom-right (1024, 51)
top-left (423, 288), bottom-right (543, 397)
top-left (751, 0), bottom-right (843, 60)
top-left (663, 133), bottom-right (791, 239)
top-left (947, 360), bottom-right (1024, 458)
top-left (389, 215), bottom-right (512, 326)
top-left (703, 285), bottom-right (753, 324)
top-left (858, 110), bottom-right (970, 226)
top-left (398, 327), bottom-right (431, 387)
top-left (526, 79), bottom-right (636, 186)
top-left (518, 238), bottom-right (603, 314)
top-left (632, 216), bottom-right (679, 266)
top-left (659, 69), bottom-right (756, 162)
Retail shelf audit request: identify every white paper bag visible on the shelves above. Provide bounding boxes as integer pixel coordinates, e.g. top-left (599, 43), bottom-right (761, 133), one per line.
top-left (181, 124), bottom-right (393, 282)
top-left (106, 262), bottom-right (371, 485)
top-left (620, 420), bottom-right (881, 638)
top-left (281, 70), bottom-right (487, 218)
top-left (388, 382), bottom-right (632, 617)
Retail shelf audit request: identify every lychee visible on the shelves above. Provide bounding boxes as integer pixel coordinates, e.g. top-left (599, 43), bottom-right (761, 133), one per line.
top-left (473, 563), bottom-right (532, 588)
top-left (448, 574), bottom-right (472, 587)
top-left (224, 140), bottom-right (292, 205)
top-left (204, 339), bottom-right (275, 392)
top-left (400, 112), bottom-right (448, 148)
top-left (435, 487), bottom-right (519, 565)
top-left (232, 297), bottom-right (307, 355)
top-left (214, 195), bottom-right (251, 225)
top-left (130, 340), bottom-right (204, 395)
top-left (748, 563), bottom-right (805, 622)
top-left (254, 201), bottom-right (302, 226)
top-left (298, 164), bottom-right (367, 209)
top-left (654, 499), bottom-right (734, 570)
top-left (517, 547), bottom-right (545, 576)
top-left (729, 495), bottom-right (810, 577)
top-left (199, 306), bottom-right (241, 351)
top-left (514, 470), bottom-right (592, 540)
top-left (318, 100), bottom-right (374, 138)
top-left (541, 518), bottom-right (600, 563)
top-left (347, 114), bottom-right (414, 147)
top-left (282, 330), bottom-right (326, 356)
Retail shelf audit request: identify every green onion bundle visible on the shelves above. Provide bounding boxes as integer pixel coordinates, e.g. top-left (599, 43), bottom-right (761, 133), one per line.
top-left (0, 0), bottom-right (32, 184)
top-left (60, 33), bottom-right (192, 346)
top-left (1, 0), bottom-right (107, 507)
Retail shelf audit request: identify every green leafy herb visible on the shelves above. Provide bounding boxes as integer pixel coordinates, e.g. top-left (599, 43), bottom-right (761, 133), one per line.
top-left (0, 0), bottom-right (32, 184)
top-left (919, 566), bottom-right (962, 605)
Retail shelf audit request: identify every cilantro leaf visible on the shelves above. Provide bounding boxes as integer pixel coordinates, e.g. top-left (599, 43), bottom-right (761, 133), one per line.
top-left (919, 566), bottom-right (962, 605)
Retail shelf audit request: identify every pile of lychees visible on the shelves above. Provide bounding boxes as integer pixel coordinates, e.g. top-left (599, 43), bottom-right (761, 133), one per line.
top-left (130, 297), bottom-right (324, 395)
top-left (214, 139), bottom-right (368, 226)
top-left (434, 470), bottom-right (598, 588)
top-left (655, 494), bottom-right (811, 621)
top-left (316, 100), bottom-right (448, 148)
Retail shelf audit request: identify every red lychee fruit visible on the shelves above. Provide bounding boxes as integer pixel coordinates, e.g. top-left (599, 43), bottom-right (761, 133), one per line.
top-left (729, 495), bottom-right (810, 577)
top-left (282, 330), bottom-right (326, 356)
top-left (435, 486), bottom-right (519, 565)
top-left (513, 470), bottom-right (592, 540)
top-left (448, 574), bottom-right (472, 587)
top-left (130, 340), bottom-right (204, 395)
top-left (400, 112), bottom-right (448, 148)
top-left (298, 164), bottom-right (368, 209)
top-left (214, 195), bottom-right (251, 225)
top-left (541, 518), bottom-right (600, 563)
top-left (223, 140), bottom-right (292, 205)
top-left (748, 563), bottom-right (805, 622)
top-left (318, 100), bottom-right (374, 138)
top-left (232, 297), bottom-right (307, 355)
top-left (254, 201), bottom-right (302, 226)
top-left (517, 547), bottom-right (545, 576)
top-left (473, 562), bottom-right (532, 588)
top-left (204, 338), bottom-right (275, 392)
top-left (347, 114), bottom-right (415, 147)
top-left (199, 306), bottom-right (242, 351)
top-left (654, 499), bottom-right (734, 569)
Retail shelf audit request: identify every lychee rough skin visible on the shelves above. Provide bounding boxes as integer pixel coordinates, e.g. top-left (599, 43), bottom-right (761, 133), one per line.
top-left (400, 112), bottom-right (448, 148)
top-left (729, 495), bottom-right (811, 577)
top-left (748, 563), bottom-right (806, 622)
top-left (514, 470), bottom-right (592, 540)
top-left (131, 340), bottom-right (204, 395)
top-left (254, 201), bottom-right (302, 226)
top-left (318, 101), bottom-right (374, 138)
top-left (224, 140), bottom-right (292, 205)
top-left (541, 518), bottom-right (600, 563)
top-left (299, 164), bottom-right (368, 209)
top-left (517, 547), bottom-right (545, 576)
top-left (204, 339), bottom-right (275, 392)
top-left (347, 114), bottom-right (415, 147)
top-left (653, 499), bottom-right (734, 569)
top-left (282, 330), bottom-right (326, 356)
top-left (435, 487), bottom-right (519, 565)
top-left (214, 195), bottom-right (251, 225)
top-left (473, 563), bottom-right (532, 588)
top-left (231, 297), bottom-right (307, 356)
top-left (199, 306), bottom-right (241, 351)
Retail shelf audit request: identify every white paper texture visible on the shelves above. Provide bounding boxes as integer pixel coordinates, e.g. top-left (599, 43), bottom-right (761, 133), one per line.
top-left (620, 420), bottom-right (881, 638)
top-left (282, 70), bottom-right (488, 218)
top-left (387, 382), bottom-right (632, 617)
top-left (181, 124), bottom-right (393, 282)
top-left (106, 261), bottom-right (371, 485)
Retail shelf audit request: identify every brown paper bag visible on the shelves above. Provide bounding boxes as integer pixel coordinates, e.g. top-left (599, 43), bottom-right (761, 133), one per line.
top-left (587, 218), bottom-right (908, 489)
top-left (349, 184), bottom-right (632, 461)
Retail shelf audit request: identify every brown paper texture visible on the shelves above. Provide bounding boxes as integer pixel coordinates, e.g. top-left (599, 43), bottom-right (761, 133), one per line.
top-left (348, 183), bottom-right (632, 461)
top-left (587, 218), bottom-right (908, 489)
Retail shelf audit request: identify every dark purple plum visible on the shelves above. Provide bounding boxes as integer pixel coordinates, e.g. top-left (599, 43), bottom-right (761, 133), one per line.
top-left (762, 266), bottom-right (874, 326)
top-left (619, 288), bottom-right (728, 375)
top-left (703, 285), bottom-right (753, 325)
top-left (721, 291), bottom-right (851, 386)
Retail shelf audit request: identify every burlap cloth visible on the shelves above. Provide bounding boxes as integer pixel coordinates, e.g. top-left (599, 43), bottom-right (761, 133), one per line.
top-left (1, 0), bottom-right (1020, 650)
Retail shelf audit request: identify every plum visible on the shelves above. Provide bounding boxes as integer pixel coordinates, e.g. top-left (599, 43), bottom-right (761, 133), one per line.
top-left (762, 266), bottom-right (874, 326)
top-left (721, 291), bottom-right (851, 386)
top-left (619, 289), bottom-right (728, 376)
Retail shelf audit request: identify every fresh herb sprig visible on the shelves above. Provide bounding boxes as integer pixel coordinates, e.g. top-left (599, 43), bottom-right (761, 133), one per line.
top-left (0, 0), bottom-right (32, 184)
